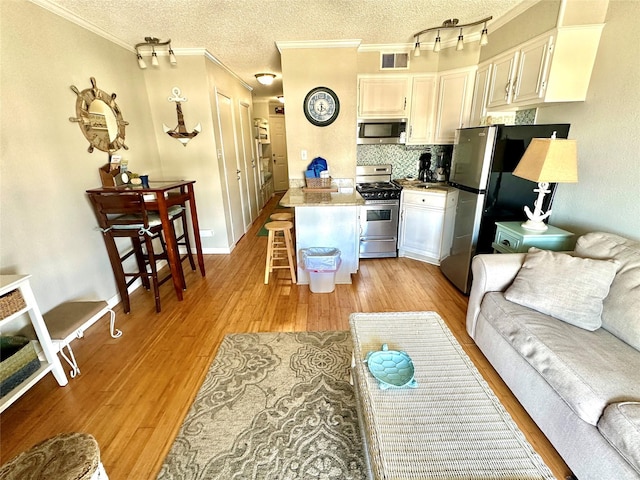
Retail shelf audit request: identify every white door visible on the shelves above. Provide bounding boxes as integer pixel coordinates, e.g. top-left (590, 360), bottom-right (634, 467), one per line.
top-left (216, 92), bottom-right (245, 243)
top-left (239, 102), bottom-right (259, 222)
top-left (270, 116), bottom-right (289, 192)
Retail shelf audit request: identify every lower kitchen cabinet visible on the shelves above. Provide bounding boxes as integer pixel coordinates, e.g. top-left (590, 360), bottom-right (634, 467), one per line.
top-left (398, 189), bottom-right (458, 265)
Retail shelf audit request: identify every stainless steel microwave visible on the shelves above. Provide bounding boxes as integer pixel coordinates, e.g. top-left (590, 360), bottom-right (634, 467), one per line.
top-left (357, 119), bottom-right (407, 145)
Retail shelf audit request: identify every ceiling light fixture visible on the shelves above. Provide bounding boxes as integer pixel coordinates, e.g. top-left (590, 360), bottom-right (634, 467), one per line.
top-left (255, 73), bottom-right (276, 85)
top-left (135, 37), bottom-right (176, 68)
top-left (480, 22), bottom-right (489, 46)
top-left (413, 16), bottom-right (492, 56)
top-left (456, 28), bottom-right (465, 51)
top-left (433, 30), bottom-right (441, 53)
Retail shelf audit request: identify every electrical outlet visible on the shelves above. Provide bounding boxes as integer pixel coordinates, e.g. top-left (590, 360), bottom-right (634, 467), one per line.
top-left (301, 150), bottom-right (308, 161)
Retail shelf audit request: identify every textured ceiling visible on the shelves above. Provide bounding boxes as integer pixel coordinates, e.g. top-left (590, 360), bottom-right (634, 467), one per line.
top-left (42, 0), bottom-right (531, 98)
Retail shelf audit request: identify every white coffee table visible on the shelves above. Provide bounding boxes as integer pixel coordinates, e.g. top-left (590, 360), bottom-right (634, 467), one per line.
top-left (349, 311), bottom-right (555, 480)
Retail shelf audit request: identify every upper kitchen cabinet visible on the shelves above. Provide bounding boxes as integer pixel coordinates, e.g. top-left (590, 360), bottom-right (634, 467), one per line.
top-left (470, 63), bottom-right (492, 128)
top-left (358, 75), bottom-right (409, 118)
top-left (433, 67), bottom-right (476, 144)
top-left (407, 75), bottom-right (437, 145)
top-left (486, 25), bottom-right (604, 110)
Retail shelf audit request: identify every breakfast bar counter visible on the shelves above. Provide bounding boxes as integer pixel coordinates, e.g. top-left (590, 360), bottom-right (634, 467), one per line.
top-left (279, 187), bottom-right (365, 208)
top-left (280, 188), bottom-right (364, 286)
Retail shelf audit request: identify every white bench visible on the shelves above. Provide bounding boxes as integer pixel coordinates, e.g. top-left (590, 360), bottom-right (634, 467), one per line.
top-left (43, 301), bottom-right (120, 378)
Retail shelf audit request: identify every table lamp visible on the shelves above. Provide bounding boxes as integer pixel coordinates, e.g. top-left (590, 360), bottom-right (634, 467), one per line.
top-left (513, 132), bottom-right (578, 231)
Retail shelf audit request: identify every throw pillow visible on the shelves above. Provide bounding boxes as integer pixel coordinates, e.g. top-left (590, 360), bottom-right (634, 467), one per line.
top-left (504, 248), bottom-right (617, 331)
top-left (575, 232), bottom-right (640, 351)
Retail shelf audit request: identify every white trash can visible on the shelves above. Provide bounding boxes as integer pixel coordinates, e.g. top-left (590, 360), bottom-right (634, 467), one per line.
top-left (301, 248), bottom-right (341, 293)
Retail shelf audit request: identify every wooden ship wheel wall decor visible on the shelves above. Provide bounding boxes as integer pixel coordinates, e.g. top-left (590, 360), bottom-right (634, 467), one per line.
top-left (69, 77), bottom-right (128, 154)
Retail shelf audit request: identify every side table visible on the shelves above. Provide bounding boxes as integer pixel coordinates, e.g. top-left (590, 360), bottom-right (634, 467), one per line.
top-left (492, 221), bottom-right (574, 254)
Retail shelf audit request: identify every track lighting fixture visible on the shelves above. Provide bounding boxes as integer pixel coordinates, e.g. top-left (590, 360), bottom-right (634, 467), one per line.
top-left (480, 22), bottom-right (489, 46)
top-left (135, 37), bottom-right (176, 68)
top-left (255, 73), bottom-right (276, 85)
top-left (456, 28), bottom-right (464, 51)
top-left (433, 31), bottom-right (441, 53)
top-left (413, 16), bottom-right (492, 56)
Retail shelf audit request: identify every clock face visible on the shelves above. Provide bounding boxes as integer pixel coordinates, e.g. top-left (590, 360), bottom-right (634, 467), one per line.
top-left (303, 87), bottom-right (340, 126)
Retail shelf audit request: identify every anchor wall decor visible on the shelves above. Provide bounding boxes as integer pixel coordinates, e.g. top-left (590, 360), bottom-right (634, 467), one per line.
top-left (163, 87), bottom-right (201, 146)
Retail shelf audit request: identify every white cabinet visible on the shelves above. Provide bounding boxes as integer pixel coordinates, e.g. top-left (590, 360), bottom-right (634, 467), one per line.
top-left (358, 76), bottom-right (409, 118)
top-left (486, 25), bottom-right (603, 110)
top-left (407, 75), bottom-right (437, 145)
top-left (398, 189), bottom-right (458, 265)
top-left (512, 35), bottom-right (552, 104)
top-left (469, 63), bottom-right (492, 127)
top-left (0, 275), bottom-right (67, 413)
top-left (433, 67), bottom-right (476, 144)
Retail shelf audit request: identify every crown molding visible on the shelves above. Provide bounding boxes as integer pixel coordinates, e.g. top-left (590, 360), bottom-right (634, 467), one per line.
top-left (276, 39), bottom-right (362, 52)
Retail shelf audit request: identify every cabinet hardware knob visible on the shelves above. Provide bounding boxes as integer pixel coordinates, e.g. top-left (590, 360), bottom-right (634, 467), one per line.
top-left (501, 239), bottom-right (511, 246)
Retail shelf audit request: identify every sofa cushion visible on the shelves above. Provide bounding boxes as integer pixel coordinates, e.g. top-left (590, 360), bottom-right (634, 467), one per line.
top-left (575, 232), bottom-right (640, 351)
top-left (480, 292), bottom-right (640, 426)
top-left (598, 402), bottom-right (640, 474)
top-left (504, 248), bottom-right (617, 331)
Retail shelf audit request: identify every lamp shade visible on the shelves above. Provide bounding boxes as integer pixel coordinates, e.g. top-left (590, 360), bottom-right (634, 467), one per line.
top-left (513, 138), bottom-right (578, 183)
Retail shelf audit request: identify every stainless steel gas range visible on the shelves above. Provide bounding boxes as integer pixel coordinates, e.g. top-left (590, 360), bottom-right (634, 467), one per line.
top-left (355, 165), bottom-right (402, 258)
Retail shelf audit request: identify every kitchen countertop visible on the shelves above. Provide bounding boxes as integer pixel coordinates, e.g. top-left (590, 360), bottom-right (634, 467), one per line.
top-left (393, 178), bottom-right (454, 193)
top-left (280, 187), bottom-right (365, 207)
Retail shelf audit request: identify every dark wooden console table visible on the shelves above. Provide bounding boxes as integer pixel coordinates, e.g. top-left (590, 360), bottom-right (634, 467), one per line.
top-left (86, 180), bottom-right (205, 301)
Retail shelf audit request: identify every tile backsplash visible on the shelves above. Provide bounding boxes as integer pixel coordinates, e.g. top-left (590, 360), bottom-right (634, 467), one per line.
top-left (357, 109), bottom-right (536, 180)
top-left (357, 144), bottom-right (452, 180)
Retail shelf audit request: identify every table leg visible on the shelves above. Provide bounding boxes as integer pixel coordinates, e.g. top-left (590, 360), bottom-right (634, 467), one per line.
top-left (156, 194), bottom-right (184, 301)
top-left (186, 184), bottom-right (206, 276)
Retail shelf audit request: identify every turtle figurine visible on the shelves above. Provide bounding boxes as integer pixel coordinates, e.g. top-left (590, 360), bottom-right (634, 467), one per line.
top-left (365, 343), bottom-right (418, 390)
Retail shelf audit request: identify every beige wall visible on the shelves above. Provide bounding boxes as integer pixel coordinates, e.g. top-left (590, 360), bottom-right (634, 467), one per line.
top-left (140, 55), bottom-right (253, 250)
top-left (480, 0), bottom-right (561, 61)
top-left (280, 46), bottom-right (358, 180)
top-left (0, 0), bottom-right (161, 311)
top-left (1, 0), bottom-right (638, 317)
top-left (0, 1), bottom-right (253, 312)
top-left (536, 0), bottom-right (640, 238)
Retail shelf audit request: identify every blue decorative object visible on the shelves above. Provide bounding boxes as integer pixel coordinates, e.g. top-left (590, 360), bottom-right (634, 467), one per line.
top-left (365, 344), bottom-right (417, 389)
top-left (306, 157), bottom-right (328, 178)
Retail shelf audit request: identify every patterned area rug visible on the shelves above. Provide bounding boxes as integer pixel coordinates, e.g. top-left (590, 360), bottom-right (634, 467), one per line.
top-left (157, 331), bottom-right (366, 480)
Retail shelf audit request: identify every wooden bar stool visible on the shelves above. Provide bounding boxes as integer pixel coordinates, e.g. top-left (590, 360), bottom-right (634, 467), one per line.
top-left (269, 211), bottom-right (295, 243)
top-left (264, 221), bottom-right (296, 284)
top-left (88, 192), bottom-right (168, 313)
top-left (269, 212), bottom-right (293, 222)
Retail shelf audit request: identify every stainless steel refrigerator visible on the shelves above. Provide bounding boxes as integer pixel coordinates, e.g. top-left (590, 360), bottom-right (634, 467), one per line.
top-left (440, 124), bottom-right (570, 294)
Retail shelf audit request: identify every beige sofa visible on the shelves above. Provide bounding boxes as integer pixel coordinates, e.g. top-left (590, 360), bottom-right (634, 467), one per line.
top-left (467, 232), bottom-right (640, 480)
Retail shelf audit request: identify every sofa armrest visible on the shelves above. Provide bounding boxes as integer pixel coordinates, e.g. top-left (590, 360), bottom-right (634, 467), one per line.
top-left (466, 253), bottom-right (526, 338)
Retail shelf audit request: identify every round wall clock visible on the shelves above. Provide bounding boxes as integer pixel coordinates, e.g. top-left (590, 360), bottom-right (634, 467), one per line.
top-left (303, 87), bottom-right (340, 127)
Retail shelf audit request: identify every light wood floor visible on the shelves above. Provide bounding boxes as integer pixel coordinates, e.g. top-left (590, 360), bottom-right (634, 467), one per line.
top-left (0, 194), bottom-right (570, 479)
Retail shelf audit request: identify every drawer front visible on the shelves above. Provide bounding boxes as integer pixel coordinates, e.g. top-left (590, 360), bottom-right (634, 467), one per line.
top-left (495, 229), bottom-right (522, 252)
top-left (402, 190), bottom-right (447, 208)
